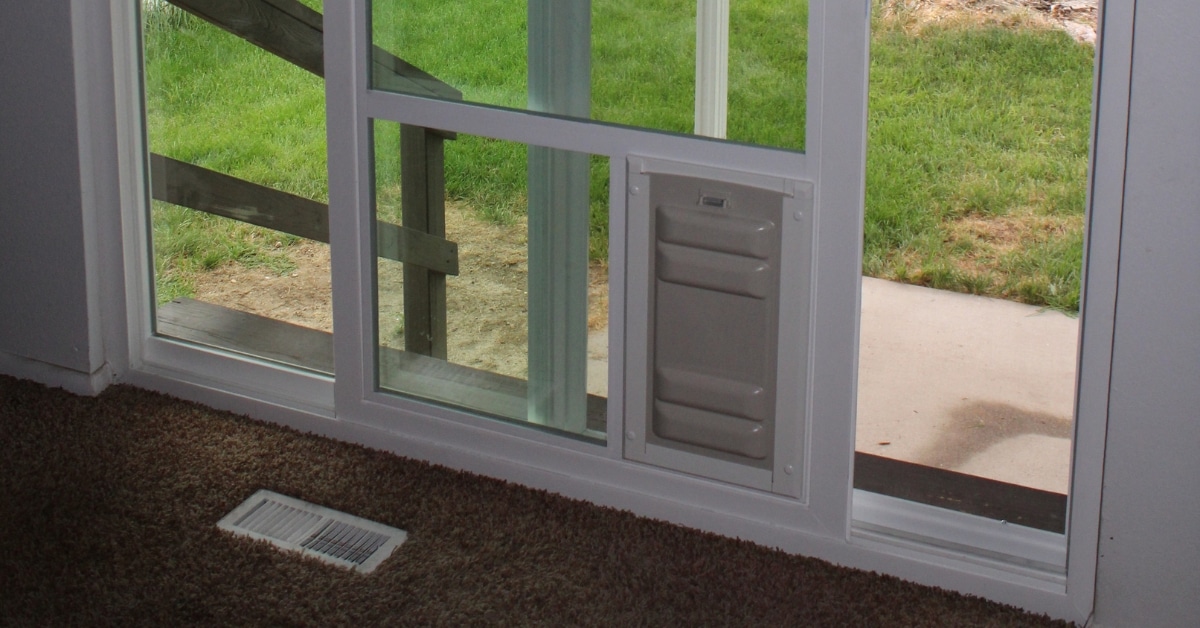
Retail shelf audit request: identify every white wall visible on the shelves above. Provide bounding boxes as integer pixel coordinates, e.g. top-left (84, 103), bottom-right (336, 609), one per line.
top-left (1092, 1), bottom-right (1200, 625)
top-left (0, 2), bottom-right (94, 376)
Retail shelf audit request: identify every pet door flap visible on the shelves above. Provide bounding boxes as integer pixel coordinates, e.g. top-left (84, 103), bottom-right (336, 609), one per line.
top-left (624, 156), bottom-right (813, 497)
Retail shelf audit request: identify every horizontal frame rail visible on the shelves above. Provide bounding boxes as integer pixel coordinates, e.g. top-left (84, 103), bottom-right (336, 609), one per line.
top-left (157, 298), bottom-right (606, 432)
top-left (854, 452), bottom-right (1067, 534)
top-left (155, 298), bottom-right (1063, 532)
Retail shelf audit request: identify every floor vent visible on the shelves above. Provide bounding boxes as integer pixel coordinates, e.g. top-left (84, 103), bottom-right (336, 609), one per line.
top-left (217, 489), bottom-right (406, 574)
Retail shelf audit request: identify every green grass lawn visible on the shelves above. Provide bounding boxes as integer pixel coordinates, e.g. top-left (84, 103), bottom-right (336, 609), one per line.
top-left (143, 1), bottom-right (325, 301)
top-left (865, 16), bottom-right (1092, 311)
top-left (143, 0), bottom-right (1093, 312)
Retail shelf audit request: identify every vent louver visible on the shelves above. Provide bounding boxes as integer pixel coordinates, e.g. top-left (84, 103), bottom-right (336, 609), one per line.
top-left (217, 489), bottom-right (406, 574)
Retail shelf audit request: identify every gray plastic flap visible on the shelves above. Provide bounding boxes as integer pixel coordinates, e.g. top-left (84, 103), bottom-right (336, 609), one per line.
top-left (646, 173), bottom-right (781, 470)
top-left (623, 155), bottom-right (813, 497)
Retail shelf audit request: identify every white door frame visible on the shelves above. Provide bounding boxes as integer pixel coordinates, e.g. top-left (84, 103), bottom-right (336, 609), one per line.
top-left (95, 0), bottom-right (1131, 622)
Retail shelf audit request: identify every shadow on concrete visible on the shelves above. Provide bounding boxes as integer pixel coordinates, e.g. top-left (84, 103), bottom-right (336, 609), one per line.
top-left (920, 400), bottom-right (1073, 470)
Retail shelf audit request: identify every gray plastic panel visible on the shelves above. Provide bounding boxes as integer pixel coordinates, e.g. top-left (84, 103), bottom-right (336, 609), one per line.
top-left (656, 205), bottom-right (775, 259)
top-left (655, 367), bottom-right (769, 422)
top-left (654, 400), bottom-right (770, 459)
top-left (656, 243), bottom-right (772, 298)
top-left (646, 174), bottom-right (783, 469)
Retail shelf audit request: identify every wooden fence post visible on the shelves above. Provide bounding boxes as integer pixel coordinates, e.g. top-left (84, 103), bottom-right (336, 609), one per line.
top-left (400, 125), bottom-right (448, 359)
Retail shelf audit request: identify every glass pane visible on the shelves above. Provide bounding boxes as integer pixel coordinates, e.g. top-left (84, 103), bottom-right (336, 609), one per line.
top-left (368, 0), bottom-right (807, 151)
top-left (372, 120), bottom-right (609, 439)
top-left (855, 2), bottom-right (1097, 530)
top-left (142, 0), bottom-right (333, 372)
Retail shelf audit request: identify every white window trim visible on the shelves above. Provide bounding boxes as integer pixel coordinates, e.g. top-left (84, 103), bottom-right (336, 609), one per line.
top-left (107, 0), bottom-right (335, 416)
top-left (92, 0), bottom-right (1132, 622)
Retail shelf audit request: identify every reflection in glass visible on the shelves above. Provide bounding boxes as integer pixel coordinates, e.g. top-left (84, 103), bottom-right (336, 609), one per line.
top-left (368, 0), bottom-right (807, 150)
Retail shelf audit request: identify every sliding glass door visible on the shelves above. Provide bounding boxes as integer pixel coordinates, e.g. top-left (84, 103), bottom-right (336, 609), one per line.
top-left (320, 0), bottom-right (845, 518)
top-left (119, 1), bottom-right (1118, 618)
top-left (357, 0), bottom-right (815, 451)
top-left (854, 0), bottom-right (1100, 538)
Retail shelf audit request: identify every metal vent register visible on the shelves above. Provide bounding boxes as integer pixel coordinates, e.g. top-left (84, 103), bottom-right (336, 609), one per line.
top-left (217, 490), bottom-right (406, 573)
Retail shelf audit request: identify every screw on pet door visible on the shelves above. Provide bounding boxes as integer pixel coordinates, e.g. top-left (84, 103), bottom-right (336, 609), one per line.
top-left (623, 156), bottom-right (813, 498)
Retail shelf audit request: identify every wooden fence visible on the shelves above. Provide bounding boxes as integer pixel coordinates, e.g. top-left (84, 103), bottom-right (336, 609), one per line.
top-left (152, 0), bottom-right (461, 357)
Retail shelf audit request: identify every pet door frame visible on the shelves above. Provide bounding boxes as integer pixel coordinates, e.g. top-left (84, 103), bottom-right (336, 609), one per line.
top-left (326, 0), bottom-right (854, 540)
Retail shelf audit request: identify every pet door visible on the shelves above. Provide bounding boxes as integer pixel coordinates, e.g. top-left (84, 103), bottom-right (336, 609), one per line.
top-left (624, 156), bottom-right (813, 497)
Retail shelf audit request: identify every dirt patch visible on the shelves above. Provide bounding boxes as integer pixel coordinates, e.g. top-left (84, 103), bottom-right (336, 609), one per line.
top-left (191, 241), bottom-right (334, 331)
top-left (192, 203), bottom-right (608, 380)
top-left (879, 0), bottom-right (1097, 44)
top-left (946, 211), bottom-right (1077, 265)
top-left (879, 209), bottom-right (1081, 297)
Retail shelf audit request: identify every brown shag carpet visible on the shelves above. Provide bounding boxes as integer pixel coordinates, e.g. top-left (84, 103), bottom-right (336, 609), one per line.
top-left (0, 375), bottom-right (1071, 626)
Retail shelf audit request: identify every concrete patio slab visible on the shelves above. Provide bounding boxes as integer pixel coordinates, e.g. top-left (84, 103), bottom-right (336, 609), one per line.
top-left (586, 276), bottom-right (1080, 494)
top-left (857, 277), bottom-right (1079, 493)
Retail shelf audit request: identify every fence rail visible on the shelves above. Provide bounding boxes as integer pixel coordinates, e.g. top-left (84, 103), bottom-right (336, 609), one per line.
top-left (149, 154), bottom-right (458, 276)
top-left (155, 0), bottom-right (463, 355)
